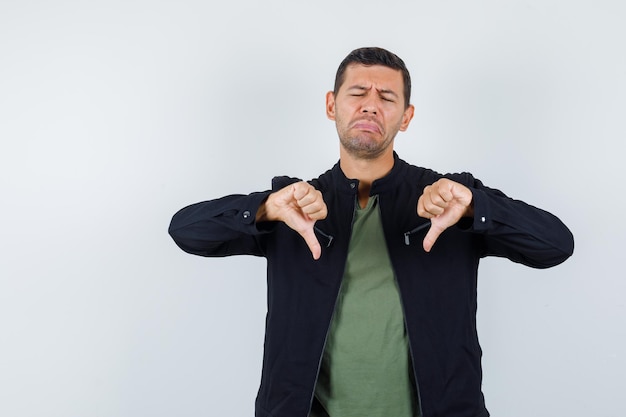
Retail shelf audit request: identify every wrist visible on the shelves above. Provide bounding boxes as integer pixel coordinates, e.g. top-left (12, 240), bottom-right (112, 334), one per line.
top-left (256, 193), bottom-right (278, 222)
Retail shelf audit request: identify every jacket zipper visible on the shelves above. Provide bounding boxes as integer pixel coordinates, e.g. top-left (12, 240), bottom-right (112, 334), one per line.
top-left (395, 213), bottom-right (428, 416)
top-left (395, 282), bottom-right (425, 417)
top-left (307, 204), bottom-right (427, 416)
top-left (306, 208), bottom-right (356, 416)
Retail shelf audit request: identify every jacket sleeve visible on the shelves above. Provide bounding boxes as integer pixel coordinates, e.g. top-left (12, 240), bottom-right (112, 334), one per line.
top-left (454, 174), bottom-right (575, 269)
top-left (168, 191), bottom-right (274, 257)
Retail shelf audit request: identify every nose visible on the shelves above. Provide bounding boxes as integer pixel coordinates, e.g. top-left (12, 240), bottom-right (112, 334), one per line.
top-left (360, 103), bottom-right (377, 115)
top-left (360, 95), bottom-right (378, 115)
top-left (361, 108), bottom-right (377, 115)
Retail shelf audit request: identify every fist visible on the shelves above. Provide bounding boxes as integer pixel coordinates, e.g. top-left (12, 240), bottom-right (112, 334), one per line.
top-left (417, 178), bottom-right (473, 252)
top-left (263, 182), bottom-right (328, 259)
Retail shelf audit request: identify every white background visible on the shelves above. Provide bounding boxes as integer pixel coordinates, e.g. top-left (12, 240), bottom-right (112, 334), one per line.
top-left (1, 0), bottom-right (624, 416)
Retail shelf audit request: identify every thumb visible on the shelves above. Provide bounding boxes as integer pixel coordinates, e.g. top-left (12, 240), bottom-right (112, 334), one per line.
top-left (422, 222), bottom-right (445, 253)
top-left (299, 224), bottom-right (322, 260)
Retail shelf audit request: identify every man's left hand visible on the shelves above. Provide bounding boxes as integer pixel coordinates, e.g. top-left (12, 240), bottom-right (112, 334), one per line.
top-left (417, 178), bottom-right (474, 252)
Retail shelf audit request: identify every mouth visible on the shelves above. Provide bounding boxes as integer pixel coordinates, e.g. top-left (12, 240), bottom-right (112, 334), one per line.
top-left (351, 120), bottom-right (382, 134)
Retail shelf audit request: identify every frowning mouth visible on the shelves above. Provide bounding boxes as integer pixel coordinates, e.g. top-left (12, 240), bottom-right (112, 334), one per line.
top-left (351, 119), bottom-right (382, 134)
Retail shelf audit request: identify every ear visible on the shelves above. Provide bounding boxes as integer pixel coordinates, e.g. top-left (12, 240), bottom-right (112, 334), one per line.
top-left (399, 104), bottom-right (415, 132)
top-left (325, 91), bottom-right (336, 121)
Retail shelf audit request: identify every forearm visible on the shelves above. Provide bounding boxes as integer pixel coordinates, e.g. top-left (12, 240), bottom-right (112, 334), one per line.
top-left (169, 191), bottom-right (272, 257)
top-left (470, 187), bottom-right (574, 268)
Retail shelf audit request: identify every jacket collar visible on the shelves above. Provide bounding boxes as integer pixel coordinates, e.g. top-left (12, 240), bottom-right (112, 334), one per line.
top-left (331, 152), bottom-right (409, 196)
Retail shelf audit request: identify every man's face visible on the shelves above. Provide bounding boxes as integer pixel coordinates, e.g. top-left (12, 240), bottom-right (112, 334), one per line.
top-left (326, 64), bottom-right (414, 160)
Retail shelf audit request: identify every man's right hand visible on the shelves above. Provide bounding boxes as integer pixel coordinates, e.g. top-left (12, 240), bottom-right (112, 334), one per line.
top-left (256, 181), bottom-right (328, 260)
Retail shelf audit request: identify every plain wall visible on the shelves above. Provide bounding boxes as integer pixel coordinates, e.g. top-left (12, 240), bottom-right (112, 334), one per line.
top-left (1, 0), bottom-right (624, 416)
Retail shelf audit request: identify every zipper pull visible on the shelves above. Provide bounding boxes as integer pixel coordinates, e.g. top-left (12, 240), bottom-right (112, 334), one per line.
top-left (314, 226), bottom-right (334, 248)
top-left (403, 221), bottom-right (431, 246)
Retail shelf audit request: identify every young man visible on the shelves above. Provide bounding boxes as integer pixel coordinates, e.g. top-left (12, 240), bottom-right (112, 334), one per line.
top-left (169, 47), bottom-right (574, 417)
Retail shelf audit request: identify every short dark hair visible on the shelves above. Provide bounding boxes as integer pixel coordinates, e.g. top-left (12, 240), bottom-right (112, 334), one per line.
top-left (334, 47), bottom-right (412, 108)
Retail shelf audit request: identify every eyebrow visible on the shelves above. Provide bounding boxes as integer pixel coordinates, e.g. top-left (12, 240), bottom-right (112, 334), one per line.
top-left (346, 85), bottom-right (399, 98)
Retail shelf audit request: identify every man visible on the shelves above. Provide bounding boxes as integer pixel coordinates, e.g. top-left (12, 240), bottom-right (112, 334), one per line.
top-left (169, 47), bottom-right (574, 417)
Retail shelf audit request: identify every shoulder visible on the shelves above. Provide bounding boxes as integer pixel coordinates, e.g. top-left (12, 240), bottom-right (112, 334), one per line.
top-left (397, 157), bottom-right (482, 190)
top-left (271, 176), bottom-right (301, 191)
top-left (444, 172), bottom-right (480, 188)
top-left (398, 158), bottom-right (443, 186)
top-left (308, 166), bottom-right (334, 191)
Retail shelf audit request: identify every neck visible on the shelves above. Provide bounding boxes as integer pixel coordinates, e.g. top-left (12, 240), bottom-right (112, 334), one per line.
top-left (339, 147), bottom-right (395, 208)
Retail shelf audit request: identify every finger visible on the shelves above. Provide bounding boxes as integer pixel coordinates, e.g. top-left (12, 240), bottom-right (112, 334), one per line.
top-left (295, 188), bottom-right (327, 220)
top-left (417, 196), bottom-right (430, 218)
top-left (422, 194), bottom-right (446, 216)
top-left (428, 187), bottom-right (449, 209)
top-left (304, 204), bottom-right (328, 221)
top-left (299, 192), bottom-right (321, 210)
top-left (420, 185), bottom-right (446, 215)
top-left (299, 226), bottom-right (322, 260)
top-left (418, 195), bottom-right (440, 219)
top-left (301, 198), bottom-right (326, 215)
top-left (292, 182), bottom-right (313, 201)
top-left (296, 189), bottom-right (321, 211)
top-left (439, 189), bottom-right (453, 204)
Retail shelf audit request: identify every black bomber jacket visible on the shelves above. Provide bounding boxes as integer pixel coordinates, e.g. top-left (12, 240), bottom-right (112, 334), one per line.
top-left (168, 153), bottom-right (574, 417)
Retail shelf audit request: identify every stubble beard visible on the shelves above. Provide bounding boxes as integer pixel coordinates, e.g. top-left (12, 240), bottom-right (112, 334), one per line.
top-left (337, 122), bottom-right (398, 160)
top-left (339, 134), bottom-right (390, 160)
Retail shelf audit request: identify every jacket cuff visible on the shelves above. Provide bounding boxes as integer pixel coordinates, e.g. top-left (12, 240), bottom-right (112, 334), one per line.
top-left (467, 188), bottom-right (492, 232)
top-left (235, 191), bottom-right (274, 233)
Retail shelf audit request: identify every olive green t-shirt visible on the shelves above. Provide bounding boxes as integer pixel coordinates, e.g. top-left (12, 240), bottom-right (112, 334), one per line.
top-left (311, 196), bottom-right (417, 417)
